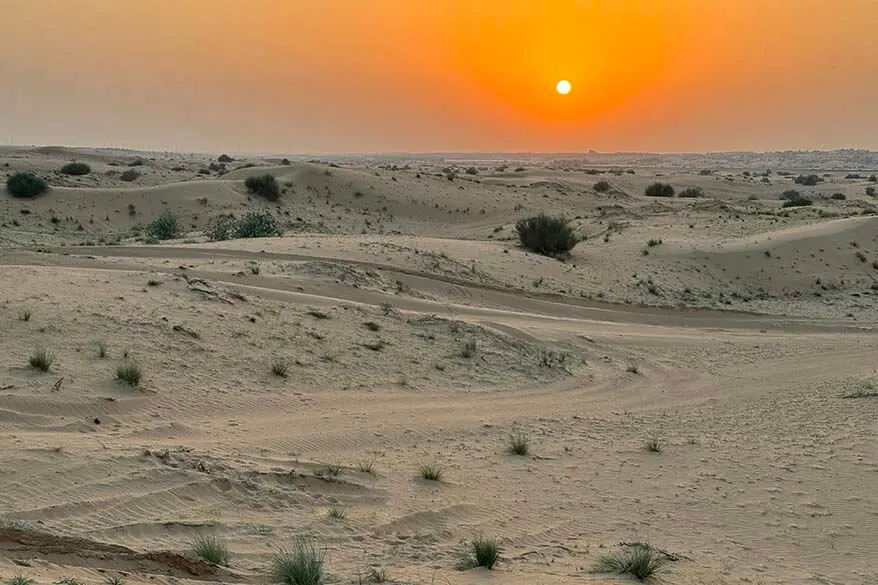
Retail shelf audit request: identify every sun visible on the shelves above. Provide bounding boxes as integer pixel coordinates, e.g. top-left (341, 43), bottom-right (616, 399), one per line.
top-left (556, 80), bottom-right (572, 95)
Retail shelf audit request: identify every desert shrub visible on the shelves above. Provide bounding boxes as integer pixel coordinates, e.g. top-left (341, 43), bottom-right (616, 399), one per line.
top-left (206, 215), bottom-right (237, 241)
top-left (869, 174), bottom-right (877, 182)
top-left (831, 192), bottom-right (846, 200)
top-left (128, 158), bottom-right (144, 167)
top-left (270, 538), bottom-right (325, 585)
top-left (780, 190), bottom-right (813, 208)
top-left (506, 430), bottom-right (529, 455)
top-left (794, 174), bottom-right (822, 186)
top-left (594, 543), bottom-right (665, 580)
top-left (644, 182), bottom-right (675, 197)
top-left (465, 166), bottom-right (479, 175)
top-left (515, 214), bottom-right (579, 257)
top-left (116, 359), bottom-right (142, 386)
top-left (208, 162), bottom-right (226, 173)
top-left (218, 154), bottom-right (233, 163)
top-left (678, 186), bottom-right (704, 198)
top-left (845, 173), bottom-right (861, 179)
top-left (594, 180), bottom-right (611, 193)
top-left (60, 162), bottom-right (91, 176)
top-left (470, 536), bottom-right (501, 569)
top-left (146, 210), bottom-right (180, 240)
top-left (271, 359), bottom-right (289, 378)
top-left (281, 158), bottom-right (291, 165)
top-left (190, 533), bottom-right (230, 566)
top-left (29, 347), bottom-right (55, 372)
top-left (418, 462), bottom-right (443, 481)
top-left (244, 174), bottom-right (280, 201)
top-left (6, 172), bottom-right (48, 198)
top-left (645, 437), bottom-right (662, 452)
top-left (867, 186), bottom-right (876, 197)
top-left (119, 169), bottom-right (140, 182)
top-left (234, 210), bottom-right (281, 238)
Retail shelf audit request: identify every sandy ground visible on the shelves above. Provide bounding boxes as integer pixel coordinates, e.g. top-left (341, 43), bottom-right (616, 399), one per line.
top-left (1, 147), bottom-right (877, 585)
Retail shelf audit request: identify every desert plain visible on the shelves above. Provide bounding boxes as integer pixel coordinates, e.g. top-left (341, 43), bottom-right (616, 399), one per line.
top-left (1, 146), bottom-right (876, 585)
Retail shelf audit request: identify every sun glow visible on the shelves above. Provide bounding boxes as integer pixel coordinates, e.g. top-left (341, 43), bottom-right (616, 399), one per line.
top-left (556, 80), bottom-right (572, 95)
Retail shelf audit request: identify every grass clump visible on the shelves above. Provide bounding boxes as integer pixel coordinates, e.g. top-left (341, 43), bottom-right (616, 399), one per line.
top-left (327, 507), bottom-right (346, 519)
top-left (515, 214), bottom-right (579, 257)
top-left (190, 533), bottom-right (230, 566)
top-left (103, 576), bottom-right (126, 585)
top-left (29, 347), bottom-right (54, 372)
top-left (60, 162), bottom-right (91, 176)
top-left (418, 462), bottom-right (443, 481)
top-left (6, 172), bottom-right (49, 198)
top-left (244, 174), bottom-right (280, 201)
top-left (116, 359), bottom-right (142, 386)
top-left (8, 576), bottom-right (35, 585)
top-left (19, 309), bottom-right (31, 321)
top-left (97, 340), bottom-right (108, 358)
top-left (357, 460), bottom-right (376, 473)
top-left (644, 182), bottom-right (675, 198)
top-left (315, 463), bottom-right (343, 480)
top-left (270, 537), bottom-right (326, 585)
top-left (594, 543), bottom-right (666, 581)
top-left (470, 535), bottom-right (501, 570)
top-left (506, 429), bottom-right (530, 456)
top-left (460, 339), bottom-right (477, 358)
top-left (645, 437), bottom-right (663, 453)
top-left (146, 210), bottom-right (180, 240)
top-left (594, 180), bottom-right (611, 193)
top-left (271, 359), bottom-right (289, 378)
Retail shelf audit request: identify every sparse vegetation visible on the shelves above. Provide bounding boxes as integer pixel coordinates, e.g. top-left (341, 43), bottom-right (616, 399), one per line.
top-left (645, 437), bottom-right (663, 453)
top-left (678, 186), bottom-right (704, 198)
top-left (644, 182), bottom-right (675, 198)
top-left (460, 339), bottom-right (477, 358)
top-left (29, 346), bottom-right (54, 372)
top-left (244, 174), bottom-right (280, 201)
top-left (146, 210), bottom-right (180, 240)
top-left (270, 538), bottom-right (326, 585)
top-left (470, 535), bottom-right (502, 569)
top-left (97, 340), bottom-right (108, 358)
top-left (190, 533), bottom-right (230, 566)
top-left (6, 172), bottom-right (49, 198)
top-left (60, 162), bottom-right (91, 176)
top-left (506, 429), bottom-right (530, 456)
top-left (315, 463), bottom-right (343, 480)
top-left (418, 462), bottom-right (443, 481)
top-left (103, 576), bottom-right (126, 585)
top-left (594, 180), bottom-right (611, 193)
top-left (19, 309), bottom-right (31, 321)
top-left (116, 359), bottom-right (142, 386)
top-left (357, 460), bottom-right (376, 473)
top-left (8, 576), bottom-right (35, 585)
top-left (594, 543), bottom-right (666, 581)
top-left (327, 507), bottom-right (346, 519)
top-left (515, 214), bottom-right (579, 257)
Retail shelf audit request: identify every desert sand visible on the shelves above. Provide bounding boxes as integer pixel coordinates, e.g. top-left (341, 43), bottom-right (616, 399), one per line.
top-left (1, 146), bottom-right (877, 585)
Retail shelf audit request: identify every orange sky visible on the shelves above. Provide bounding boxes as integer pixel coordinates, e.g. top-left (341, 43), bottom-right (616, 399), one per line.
top-left (1, 0), bottom-right (877, 153)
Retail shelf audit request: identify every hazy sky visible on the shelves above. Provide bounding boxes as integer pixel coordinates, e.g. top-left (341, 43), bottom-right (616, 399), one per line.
top-left (2, 0), bottom-right (877, 154)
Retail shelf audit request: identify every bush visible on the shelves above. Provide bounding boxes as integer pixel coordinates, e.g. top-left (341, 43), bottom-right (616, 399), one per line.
top-left (869, 174), bottom-right (877, 183)
top-left (29, 347), bottom-right (55, 372)
top-left (470, 536), bottom-right (501, 569)
top-left (116, 359), bottom-right (142, 386)
top-left (270, 538), bottom-right (325, 585)
top-left (119, 169), bottom-right (140, 182)
top-left (794, 174), bottom-right (821, 186)
top-left (845, 173), bottom-right (861, 179)
top-left (218, 154), bottom-right (233, 163)
top-left (515, 214), bottom-right (579, 257)
top-left (644, 182), bottom-right (675, 197)
top-left (60, 162), bottom-right (91, 176)
top-left (594, 180), bottom-right (611, 193)
top-left (235, 210), bottom-right (281, 238)
top-left (780, 190), bottom-right (813, 208)
top-left (206, 215), bottom-right (237, 241)
top-left (506, 430), bottom-right (529, 455)
top-left (6, 172), bottom-right (48, 198)
top-left (867, 186), bottom-right (876, 197)
top-left (465, 166), bottom-right (479, 175)
top-left (244, 174), bottom-right (280, 201)
top-left (190, 533), bottom-right (230, 566)
top-left (146, 211), bottom-right (180, 240)
top-left (831, 192), bottom-right (846, 200)
top-left (678, 187), bottom-right (704, 198)
top-left (418, 462), bottom-right (443, 481)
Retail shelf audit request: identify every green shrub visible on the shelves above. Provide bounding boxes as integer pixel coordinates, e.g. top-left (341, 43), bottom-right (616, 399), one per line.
top-left (234, 210), bottom-right (281, 238)
top-left (119, 169), bottom-right (140, 182)
top-left (29, 347), bottom-right (55, 372)
top-left (678, 186), bottom-right (704, 198)
top-left (244, 174), bottom-right (280, 201)
top-left (146, 211), bottom-right (180, 240)
top-left (794, 174), bottom-right (821, 186)
top-left (60, 162), bottom-right (91, 176)
top-left (206, 215), bottom-right (237, 241)
top-left (645, 182), bottom-right (675, 197)
top-left (6, 172), bottom-right (48, 198)
top-left (418, 462), bottom-right (443, 481)
top-left (515, 214), bottom-right (579, 257)
top-left (270, 538), bottom-right (326, 585)
top-left (465, 166), bottom-right (479, 175)
top-left (190, 533), bottom-right (230, 566)
top-left (506, 430), bottom-right (529, 455)
top-left (594, 543), bottom-right (665, 580)
top-left (470, 535), bottom-right (501, 569)
top-left (594, 180), bottom-right (611, 193)
top-left (116, 359), bottom-right (142, 386)
top-left (780, 190), bottom-right (812, 208)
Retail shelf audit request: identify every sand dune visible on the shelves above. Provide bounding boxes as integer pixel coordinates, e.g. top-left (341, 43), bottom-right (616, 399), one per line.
top-left (1, 147), bottom-right (877, 585)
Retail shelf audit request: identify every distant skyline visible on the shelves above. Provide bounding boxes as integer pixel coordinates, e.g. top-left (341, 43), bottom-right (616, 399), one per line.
top-left (2, 0), bottom-right (877, 154)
